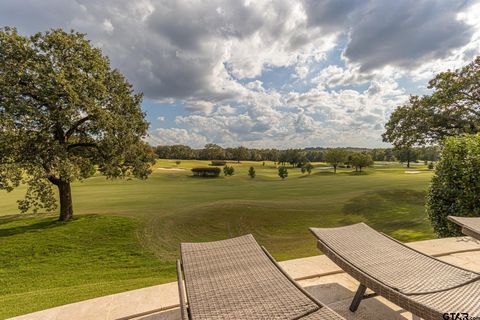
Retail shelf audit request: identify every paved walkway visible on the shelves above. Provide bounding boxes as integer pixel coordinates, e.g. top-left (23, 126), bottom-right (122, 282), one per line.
top-left (10, 237), bottom-right (480, 320)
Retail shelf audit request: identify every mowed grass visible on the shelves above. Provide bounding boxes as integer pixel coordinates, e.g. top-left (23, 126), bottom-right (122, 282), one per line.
top-left (0, 160), bottom-right (435, 318)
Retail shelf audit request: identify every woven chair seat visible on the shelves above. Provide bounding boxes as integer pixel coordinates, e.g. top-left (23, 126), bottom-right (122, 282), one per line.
top-left (178, 234), bottom-right (344, 320)
top-left (310, 223), bottom-right (480, 320)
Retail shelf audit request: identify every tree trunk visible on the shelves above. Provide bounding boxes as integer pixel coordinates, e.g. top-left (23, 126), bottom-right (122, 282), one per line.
top-left (57, 181), bottom-right (73, 221)
top-left (333, 164), bottom-right (337, 173)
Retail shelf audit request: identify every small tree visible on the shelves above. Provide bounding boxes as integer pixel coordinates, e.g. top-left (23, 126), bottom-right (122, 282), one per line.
top-left (223, 165), bottom-right (235, 176)
top-left (350, 153), bottom-right (374, 172)
top-left (248, 167), bottom-right (256, 179)
top-left (426, 134), bottom-right (480, 237)
top-left (304, 162), bottom-right (313, 174)
top-left (0, 28), bottom-right (154, 221)
top-left (325, 149), bottom-right (348, 173)
top-left (394, 147), bottom-right (418, 168)
top-left (278, 167), bottom-right (288, 180)
top-left (175, 160), bottom-right (181, 166)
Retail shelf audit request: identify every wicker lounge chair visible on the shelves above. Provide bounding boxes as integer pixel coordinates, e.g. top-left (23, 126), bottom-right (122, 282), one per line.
top-left (448, 216), bottom-right (480, 240)
top-left (310, 223), bottom-right (480, 320)
top-left (176, 234), bottom-right (345, 320)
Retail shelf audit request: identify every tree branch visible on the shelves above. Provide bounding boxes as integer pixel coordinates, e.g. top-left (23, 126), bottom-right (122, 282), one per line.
top-left (67, 143), bottom-right (98, 151)
top-left (47, 175), bottom-right (60, 185)
top-left (65, 116), bottom-right (91, 140)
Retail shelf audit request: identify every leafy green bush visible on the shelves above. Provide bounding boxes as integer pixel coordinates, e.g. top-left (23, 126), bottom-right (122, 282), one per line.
top-left (426, 134), bottom-right (480, 237)
top-left (248, 166), bottom-right (256, 178)
top-left (427, 162), bottom-right (434, 170)
top-left (278, 166), bottom-right (288, 180)
top-left (301, 162), bottom-right (313, 174)
top-left (191, 167), bottom-right (221, 177)
top-left (211, 160), bottom-right (227, 166)
top-left (223, 165), bottom-right (235, 176)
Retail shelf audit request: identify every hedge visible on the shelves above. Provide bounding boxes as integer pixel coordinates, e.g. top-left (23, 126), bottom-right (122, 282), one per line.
top-left (191, 167), bottom-right (221, 177)
top-left (210, 160), bottom-right (227, 166)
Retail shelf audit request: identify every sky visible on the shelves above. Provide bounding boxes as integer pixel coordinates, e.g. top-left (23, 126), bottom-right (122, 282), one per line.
top-left (1, 0), bottom-right (480, 148)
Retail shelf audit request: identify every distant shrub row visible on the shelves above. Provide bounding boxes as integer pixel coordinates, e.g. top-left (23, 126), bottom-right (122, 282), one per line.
top-left (191, 167), bottom-right (221, 177)
top-left (210, 160), bottom-right (227, 166)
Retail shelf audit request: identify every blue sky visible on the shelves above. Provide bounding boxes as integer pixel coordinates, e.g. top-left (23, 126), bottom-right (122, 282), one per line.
top-left (1, 0), bottom-right (480, 148)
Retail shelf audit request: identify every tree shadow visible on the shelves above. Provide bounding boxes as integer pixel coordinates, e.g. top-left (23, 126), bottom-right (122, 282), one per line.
top-left (339, 189), bottom-right (430, 240)
top-left (0, 215), bottom-right (65, 237)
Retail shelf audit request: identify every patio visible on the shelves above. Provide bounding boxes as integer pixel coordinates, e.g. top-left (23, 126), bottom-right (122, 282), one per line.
top-left (10, 236), bottom-right (480, 320)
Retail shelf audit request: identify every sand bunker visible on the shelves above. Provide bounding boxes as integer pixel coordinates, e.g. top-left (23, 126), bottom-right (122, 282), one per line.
top-left (157, 167), bottom-right (186, 171)
top-left (404, 170), bottom-right (421, 174)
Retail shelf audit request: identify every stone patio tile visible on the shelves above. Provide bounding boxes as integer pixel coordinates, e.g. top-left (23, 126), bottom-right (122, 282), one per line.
top-left (279, 254), bottom-right (341, 280)
top-left (407, 236), bottom-right (480, 256)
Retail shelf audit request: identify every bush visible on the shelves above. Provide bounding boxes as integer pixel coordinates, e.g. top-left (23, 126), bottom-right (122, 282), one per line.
top-left (426, 134), bottom-right (480, 237)
top-left (191, 167), bottom-right (221, 177)
top-left (175, 160), bottom-right (181, 165)
top-left (278, 166), bottom-right (288, 180)
top-left (211, 160), bottom-right (227, 166)
top-left (427, 162), bottom-right (434, 170)
top-left (248, 166), bottom-right (256, 178)
top-left (223, 165), bottom-right (235, 176)
top-left (303, 163), bottom-right (313, 174)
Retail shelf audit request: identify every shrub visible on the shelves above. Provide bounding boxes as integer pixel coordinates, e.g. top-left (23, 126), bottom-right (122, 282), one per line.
top-left (278, 167), bottom-right (288, 180)
top-left (175, 160), bottom-right (181, 165)
top-left (426, 134), bottom-right (480, 237)
top-left (427, 162), bottom-right (434, 170)
top-left (304, 163), bottom-right (313, 174)
top-left (191, 167), bottom-right (221, 177)
top-left (248, 166), bottom-right (256, 178)
top-left (223, 165), bottom-right (235, 176)
top-left (211, 160), bottom-right (227, 166)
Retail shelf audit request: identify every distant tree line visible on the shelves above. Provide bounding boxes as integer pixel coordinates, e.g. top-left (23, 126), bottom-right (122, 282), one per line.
top-left (154, 144), bottom-right (440, 166)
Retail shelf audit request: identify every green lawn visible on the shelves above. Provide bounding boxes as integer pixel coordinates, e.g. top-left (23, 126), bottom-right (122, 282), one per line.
top-left (0, 160), bottom-right (435, 318)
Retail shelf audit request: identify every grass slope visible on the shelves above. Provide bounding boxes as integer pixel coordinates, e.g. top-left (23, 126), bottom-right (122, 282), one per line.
top-left (0, 215), bottom-right (170, 318)
top-left (0, 160), bottom-right (435, 317)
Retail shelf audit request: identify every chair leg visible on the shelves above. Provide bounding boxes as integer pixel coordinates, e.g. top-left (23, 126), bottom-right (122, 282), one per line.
top-left (349, 284), bottom-right (367, 312)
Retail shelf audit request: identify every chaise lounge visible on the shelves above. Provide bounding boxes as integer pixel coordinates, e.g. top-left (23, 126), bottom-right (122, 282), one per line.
top-left (310, 223), bottom-right (480, 320)
top-left (176, 234), bottom-right (345, 320)
top-left (448, 216), bottom-right (480, 240)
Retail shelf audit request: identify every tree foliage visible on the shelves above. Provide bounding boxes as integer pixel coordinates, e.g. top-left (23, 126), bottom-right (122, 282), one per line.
top-left (325, 149), bottom-right (348, 173)
top-left (350, 153), bottom-right (373, 172)
top-left (199, 143), bottom-right (225, 160)
top-left (223, 165), bottom-right (235, 176)
top-left (383, 56), bottom-right (480, 147)
top-left (0, 28), bottom-right (154, 220)
top-left (393, 147), bottom-right (418, 168)
top-left (278, 166), bottom-right (288, 180)
top-left (426, 134), bottom-right (480, 237)
top-left (248, 166), bottom-right (256, 179)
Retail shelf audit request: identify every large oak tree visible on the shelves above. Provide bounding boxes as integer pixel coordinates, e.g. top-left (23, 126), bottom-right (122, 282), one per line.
top-left (0, 28), bottom-right (155, 221)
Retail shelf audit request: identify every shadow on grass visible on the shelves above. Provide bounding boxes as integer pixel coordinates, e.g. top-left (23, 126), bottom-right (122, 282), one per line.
top-left (340, 189), bottom-right (432, 241)
top-left (0, 217), bottom-right (65, 237)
